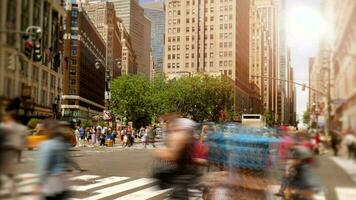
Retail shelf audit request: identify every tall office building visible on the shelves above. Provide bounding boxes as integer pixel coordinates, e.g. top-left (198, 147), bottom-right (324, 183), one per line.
top-left (110, 0), bottom-right (152, 79)
top-left (117, 18), bottom-right (138, 75)
top-left (143, 2), bottom-right (165, 74)
top-left (84, 1), bottom-right (123, 79)
top-left (0, 0), bottom-right (65, 119)
top-left (164, 0), bottom-right (252, 114)
top-left (62, 1), bottom-right (106, 120)
top-left (249, 0), bottom-right (279, 119)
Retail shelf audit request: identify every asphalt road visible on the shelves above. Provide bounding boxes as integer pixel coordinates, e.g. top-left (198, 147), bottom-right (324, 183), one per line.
top-left (2, 146), bottom-right (356, 200)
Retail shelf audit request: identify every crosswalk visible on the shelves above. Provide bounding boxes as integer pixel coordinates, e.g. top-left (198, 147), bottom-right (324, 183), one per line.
top-left (0, 173), bottom-right (176, 200)
top-left (1, 173), bottom-right (356, 200)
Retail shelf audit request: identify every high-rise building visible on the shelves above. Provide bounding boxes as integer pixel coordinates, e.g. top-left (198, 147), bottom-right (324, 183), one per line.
top-left (0, 0), bottom-right (65, 119)
top-left (143, 2), bottom-right (165, 74)
top-left (249, 0), bottom-right (279, 119)
top-left (164, 0), bottom-right (252, 114)
top-left (84, 1), bottom-right (123, 79)
top-left (117, 18), bottom-right (138, 75)
top-left (62, 1), bottom-right (106, 120)
top-left (110, 0), bottom-right (152, 79)
top-left (329, 0), bottom-right (356, 130)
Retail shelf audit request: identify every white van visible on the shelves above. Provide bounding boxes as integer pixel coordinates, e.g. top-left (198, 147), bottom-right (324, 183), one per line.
top-left (241, 114), bottom-right (266, 128)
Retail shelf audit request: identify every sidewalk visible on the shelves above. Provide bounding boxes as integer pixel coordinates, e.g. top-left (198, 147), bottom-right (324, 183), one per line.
top-left (315, 153), bottom-right (356, 200)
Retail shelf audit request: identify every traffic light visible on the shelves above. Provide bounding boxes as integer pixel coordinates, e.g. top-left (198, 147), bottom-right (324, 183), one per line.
top-left (302, 84), bottom-right (306, 91)
top-left (33, 40), bottom-right (42, 61)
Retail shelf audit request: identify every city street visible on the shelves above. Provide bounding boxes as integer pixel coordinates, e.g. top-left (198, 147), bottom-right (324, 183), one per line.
top-left (1, 145), bottom-right (355, 200)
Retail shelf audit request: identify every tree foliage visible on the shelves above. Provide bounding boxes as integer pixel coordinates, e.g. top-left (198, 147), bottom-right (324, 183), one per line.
top-left (110, 74), bottom-right (234, 127)
top-left (303, 109), bottom-right (311, 124)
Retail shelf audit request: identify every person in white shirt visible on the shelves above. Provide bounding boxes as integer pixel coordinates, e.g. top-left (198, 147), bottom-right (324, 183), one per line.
top-left (344, 128), bottom-right (356, 160)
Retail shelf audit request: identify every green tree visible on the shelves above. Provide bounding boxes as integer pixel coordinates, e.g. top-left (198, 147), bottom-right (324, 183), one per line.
top-left (111, 75), bottom-right (153, 128)
top-left (303, 109), bottom-right (311, 124)
top-left (263, 111), bottom-right (275, 126)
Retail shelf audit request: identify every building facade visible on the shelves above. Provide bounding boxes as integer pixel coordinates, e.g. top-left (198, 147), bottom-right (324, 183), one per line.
top-left (84, 1), bottom-right (123, 79)
top-left (249, 0), bottom-right (279, 121)
top-left (330, 0), bottom-right (356, 130)
top-left (163, 0), bottom-right (252, 115)
top-left (117, 18), bottom-right (137, 75)
top-left (62, 1), bottom-right (106, 120)
top-left (0, 0), bottom-right (65, 120)
top-left (110, 0), bottom-right (152, 79)
top-left (143, 2), bottom-right (165, 75)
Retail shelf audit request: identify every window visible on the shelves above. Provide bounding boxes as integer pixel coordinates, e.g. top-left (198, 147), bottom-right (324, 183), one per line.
top-left (186, 27), bottom-right (190, 32)
top-left (185, 63), bottom-right (189, 68)
top-left (168, 63), bottom-right (171, 68)
top-left (210, 25), bottom-right (214, 30)
top-left (185, 53), bottom-right (189, 58)
top-left (210, 61), bottom-right (213, 67)
top-left (168, 54), bottom-right (171, 59)
top-left (177, 54), bottom-right (180, 59)
top-left (210, 34), bottom-right (214, 39)
top-left (172, 63), bottom-right (175, 68)
top-left (210, 16), bottom-right (214, 21)
top-left (210, 52), bottom-right (214, 58)
top-left (168, 37), bottom-right (171, 42)
top-left (177, 45), bottom-right (180, 50)
top-left (168, 46), bottom-right (171, 51)
top-left (192, 44), bottom-right (195, 49)
top-left (176, 63), bottom-right (180, 68)
top-left (219, 61), bottom-right (223, 67)
top-left (71, 48), bottom-right (77, 56)
top-left (187, 19), bottom-right (190, 23)
top-left (71, 59), bottom-right (77, 65)
top-left (186, 36), bottom-right (190, 41)
top-left (191, 53), bottom-right (195, 58)
top-left (186, 44), bottom-right (189, 50)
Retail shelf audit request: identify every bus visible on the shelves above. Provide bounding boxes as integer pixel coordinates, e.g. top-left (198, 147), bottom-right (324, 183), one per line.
top-left (241, 114), bottom-right (266, 128)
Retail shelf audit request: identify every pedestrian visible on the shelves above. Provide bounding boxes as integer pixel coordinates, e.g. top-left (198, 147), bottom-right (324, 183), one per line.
top-left (153, 118), bottom-right (198, 199)
top-left (142, 129), bottom-right (148, 148)
top-left (344, 128), bottom-right (356, 160)
top-left (111, 128), bottom-right (117, 144)
top-left (79, 126), bottom-right (85, 146)
top-left (99, 131), bottom-right (106, 146)
top-left (90, 128), bottom-right (96, 147)
top-left (331, 129), bottom-right (341, 156)
top-left (149, 125), bottom-right (157, 148)
top-left (36, 120), bottom-right (72, 200)
top-left (1, 110), bottom-right (28, 163)
top-left (74, 126), bottom-right (80, 147)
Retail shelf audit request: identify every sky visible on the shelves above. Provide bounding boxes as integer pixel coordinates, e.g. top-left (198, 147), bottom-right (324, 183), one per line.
top-left (140, 0), bottom-right (322, 118)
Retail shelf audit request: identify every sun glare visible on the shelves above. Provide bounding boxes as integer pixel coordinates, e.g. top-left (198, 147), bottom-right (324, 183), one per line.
top-left (286, 5), bottom-right (327, 44)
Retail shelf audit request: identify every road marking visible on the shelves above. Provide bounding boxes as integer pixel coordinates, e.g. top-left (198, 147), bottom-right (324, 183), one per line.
top-left (331, 157), bottom-right (356, 182)
top-left (16, 173), bottom-right (38, 180)
top-left (76, 178), bottom-right (156, 200)
top-left (336, 187), bottom-right (356, 200)
top-left (114, 186), bottom-right (170, 200)
top-left (70, 176), bottom-right (129, 191)
top-left (70, 175), bottom-right (100, 181)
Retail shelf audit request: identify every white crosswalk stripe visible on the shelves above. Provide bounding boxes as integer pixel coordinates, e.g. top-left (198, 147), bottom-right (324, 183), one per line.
top-left (2, 173), bottom-right (353, 200)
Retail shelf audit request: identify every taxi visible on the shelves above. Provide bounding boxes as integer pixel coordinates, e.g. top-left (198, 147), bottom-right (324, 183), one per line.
top-left (26, 124), bottom-right (48, 150)
top-left (26, 122), bottom-right (77, 150)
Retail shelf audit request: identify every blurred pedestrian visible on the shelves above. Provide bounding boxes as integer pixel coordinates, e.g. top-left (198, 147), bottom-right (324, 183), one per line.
top-left (153, 118), bottom-right (197, 200)
top-left (344, 128), bottom-right (356, 160)
top-left (1, 110), bottom-right (28, 163)
top-left (149, 125), bottom-right (157, 148)
top-left (331, 129), bottom-right (341, 156)
top-left (36, 120), bottom-right (72, 200)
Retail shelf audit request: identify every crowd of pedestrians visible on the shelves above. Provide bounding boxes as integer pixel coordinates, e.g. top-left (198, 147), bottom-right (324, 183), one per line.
top-left (73, 124), bottom-right (158, 148)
